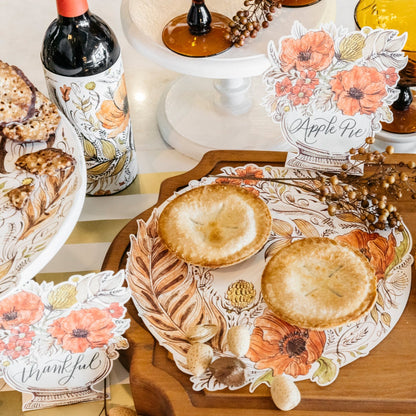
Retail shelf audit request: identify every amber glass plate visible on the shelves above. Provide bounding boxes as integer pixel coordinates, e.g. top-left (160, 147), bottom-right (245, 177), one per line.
top-left (162, 12), bottom-right (232, 57)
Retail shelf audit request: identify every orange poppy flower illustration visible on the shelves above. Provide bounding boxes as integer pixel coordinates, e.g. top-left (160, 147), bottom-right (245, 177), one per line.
top-left (10, 324), bottom-right (35, 342)
top-left (275, 77), bottom-right (293, 97)
top-left (106, 303), bottom-right (125, 319)
top-left (288, 81), bottom-right (314, 106)
top-left (330, 66), bottom-right (387, 116)
top-left (215, 165), bottom-right (263, 185)
top-left (96, 74), bottom-right (130, 138)
top-left (382, 67), bottom-right (399, 87)
top-left (0, 291), bottom-right (44, 330)
top-left (335, 229), bottom-right (396, 281)
top-left (215, 165), bottom-right (263, 195)
top-left (280, 30), bottom-right (335, 72)
top-left (246, 309), bottom-right (326, 377)
top-left (48, 308), bottom-right (115, 353)
top-left (4, 335), bottom-right (32, 359)
top-left (299, 70), bottom-right (319, 89)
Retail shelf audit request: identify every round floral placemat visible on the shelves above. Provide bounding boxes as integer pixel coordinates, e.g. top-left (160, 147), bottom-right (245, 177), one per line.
top-left (126, 164), bottom-right (412, 391)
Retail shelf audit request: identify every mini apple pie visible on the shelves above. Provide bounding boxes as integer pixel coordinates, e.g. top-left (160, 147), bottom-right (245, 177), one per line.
top-left (158, 184), bottom-right (272, 267)
top-left (262, 237), bottom-right (377, 330)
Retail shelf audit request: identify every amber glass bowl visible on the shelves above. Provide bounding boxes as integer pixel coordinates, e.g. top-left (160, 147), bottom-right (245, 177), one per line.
top-left (162, 0), bottom-right (232, 57)
top-left (355, 0), bottom-right (416, 133)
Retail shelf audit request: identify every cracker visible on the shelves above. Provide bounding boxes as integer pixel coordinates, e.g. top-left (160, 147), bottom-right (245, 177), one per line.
top-left (2, 90), bottom-right (60, 143)
top-left (0, 60), bottom-right (36, 126)
top-left (7, 184), bottom-right (34, 209)
top-left (15, 148), bottom-right (75, 176)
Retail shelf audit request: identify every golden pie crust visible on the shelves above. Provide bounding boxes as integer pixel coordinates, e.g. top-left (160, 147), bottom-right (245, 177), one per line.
top-left (262, 237), bottom-right (377, 330)
top-left (158, 184), bottom-right (272, 267)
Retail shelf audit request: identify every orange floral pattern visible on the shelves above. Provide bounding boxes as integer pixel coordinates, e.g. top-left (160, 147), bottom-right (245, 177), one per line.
top-left (330, 66), bottom-right (387, 116)
top-left (0, 325), bottom-right (36, 359)
top-left (275, 77), bottom-right (292, 97)
top-left (246, 309), bottom-right (326, 377)
top-left (279, 30), bottom-right (334, 72)
top-left (382, 67), bottom-right (399, 87)
top-left (96, 74), bottom-right (130, 138)
top-left (335, 229), bottom-right (396, 281)
top-left (60, 85), bottom-right (71, 102)
top-left (0, 291), bottom-right (44, 330)
top-left (215, 165), bottom-right (264, 195)
top-left (288, 80), bottom-right (314, 106)
top-left (48, 308), bottom-right (115, 353)
top-left (299, 70), bottom-right (319, 88)
top-left (106, 303), bottom-right (125, 319)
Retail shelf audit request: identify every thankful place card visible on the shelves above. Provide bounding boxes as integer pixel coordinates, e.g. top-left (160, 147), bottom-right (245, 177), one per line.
top-left (263, 22), bottom-right (408, 172)
top-left (0, 270), bottom-right (130, 411)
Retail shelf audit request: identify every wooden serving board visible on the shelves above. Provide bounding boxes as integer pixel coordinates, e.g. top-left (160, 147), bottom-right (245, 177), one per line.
top-left (102, 150), bottom-right (416, 416)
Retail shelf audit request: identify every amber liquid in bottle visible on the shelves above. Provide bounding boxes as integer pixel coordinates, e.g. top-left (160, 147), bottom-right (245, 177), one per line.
top-left (355, 0), bottom-right (416, 133)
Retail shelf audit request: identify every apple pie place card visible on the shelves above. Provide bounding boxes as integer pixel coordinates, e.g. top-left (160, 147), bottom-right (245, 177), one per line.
top-left (0, 270), bottom-right (130, 411)
top-left (263, 22), bottom-right (408, 172)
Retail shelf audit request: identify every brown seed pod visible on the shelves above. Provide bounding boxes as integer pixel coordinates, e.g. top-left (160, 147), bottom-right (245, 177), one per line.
top-left (209, 357), bottom-right (247, 387)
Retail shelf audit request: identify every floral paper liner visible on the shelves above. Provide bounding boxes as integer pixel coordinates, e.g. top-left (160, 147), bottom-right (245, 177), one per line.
top-left (126, 164), bottom-right (412, 391)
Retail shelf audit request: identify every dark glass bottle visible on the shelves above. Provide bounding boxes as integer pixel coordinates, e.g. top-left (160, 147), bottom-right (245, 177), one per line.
top-left (41, 5), bottom-right (120, 77)
top-left (187, 0), bottom-right (212, 36)
top-left (41, 0), bottom-right (137, 196)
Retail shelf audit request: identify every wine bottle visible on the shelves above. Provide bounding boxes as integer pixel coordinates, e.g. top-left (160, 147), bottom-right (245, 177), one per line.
top-left (41, 0), bottom-right (137, 196)
top-left (187, 0), bottom-right (212, 36)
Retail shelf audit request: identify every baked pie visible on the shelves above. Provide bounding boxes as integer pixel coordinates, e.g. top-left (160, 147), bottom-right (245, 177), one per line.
top-left (262, 237), bottom-right (377, 330)
top-left (158, 184), bottom-right (272, 267)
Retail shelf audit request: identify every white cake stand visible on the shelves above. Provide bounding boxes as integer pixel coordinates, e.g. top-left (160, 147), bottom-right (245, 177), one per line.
top-left (121, 0), bottom-right (342, 159)
top-left (373, 128), bottom-right (416, 154)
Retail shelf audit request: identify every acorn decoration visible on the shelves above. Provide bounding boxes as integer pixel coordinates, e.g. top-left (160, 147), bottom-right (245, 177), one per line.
top-left (108, 406), bottom-right (136, 416)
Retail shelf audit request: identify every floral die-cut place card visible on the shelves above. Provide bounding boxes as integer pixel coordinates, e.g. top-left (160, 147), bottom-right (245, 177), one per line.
top-left (263, 22), bottom-right (408, 172)
top-left (0, 270), bottom-right (130, 411)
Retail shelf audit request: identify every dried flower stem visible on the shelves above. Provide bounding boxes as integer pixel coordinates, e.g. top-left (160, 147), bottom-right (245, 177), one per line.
top-left (212, 144), bottom-right (416, 232)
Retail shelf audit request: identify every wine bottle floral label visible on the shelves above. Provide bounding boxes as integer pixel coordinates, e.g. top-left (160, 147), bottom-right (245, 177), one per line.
top-left (44, 56), bottom-right (137, 195)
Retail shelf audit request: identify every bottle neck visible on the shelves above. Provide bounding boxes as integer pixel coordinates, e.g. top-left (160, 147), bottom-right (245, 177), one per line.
top-left (56, 0), bottom-right (89, 18)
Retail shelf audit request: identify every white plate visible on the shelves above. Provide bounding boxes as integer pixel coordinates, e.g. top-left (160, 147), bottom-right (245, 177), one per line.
top-left (0, 114), bottom-right (86, 299)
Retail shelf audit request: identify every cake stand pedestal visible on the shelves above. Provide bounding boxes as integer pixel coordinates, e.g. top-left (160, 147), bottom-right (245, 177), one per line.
top-left (121, 0), bottom-right (341, 159)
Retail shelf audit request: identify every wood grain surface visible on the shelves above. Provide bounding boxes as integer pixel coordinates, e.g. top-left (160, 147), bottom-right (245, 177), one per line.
top-left (102, 150), bottom-right (416, 416)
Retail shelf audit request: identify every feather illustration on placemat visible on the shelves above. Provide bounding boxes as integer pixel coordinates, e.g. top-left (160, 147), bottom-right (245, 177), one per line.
top-left (126, 210), bottom-right (228, 363)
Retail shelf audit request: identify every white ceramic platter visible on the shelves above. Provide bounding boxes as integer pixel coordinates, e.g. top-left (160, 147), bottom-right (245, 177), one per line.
top-left (0, 114), bottom-right (86, 299)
